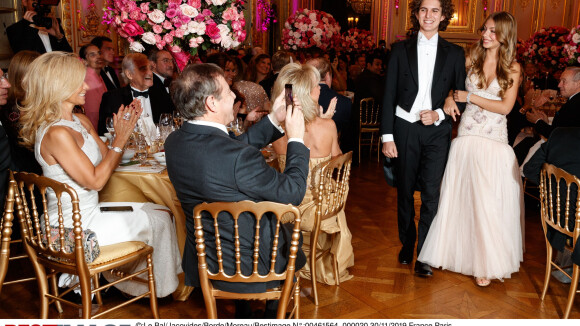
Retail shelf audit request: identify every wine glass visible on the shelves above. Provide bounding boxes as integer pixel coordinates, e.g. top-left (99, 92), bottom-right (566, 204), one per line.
top-left (173, 110), bottom-right (183, 128)
top-left (105, 117), bottom-right (115, 136)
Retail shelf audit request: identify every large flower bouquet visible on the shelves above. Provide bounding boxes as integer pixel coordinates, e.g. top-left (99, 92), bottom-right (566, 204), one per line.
top-left (103, 0), bottom-right (246, 69)
top-left (563, 25), bottom-right (580, 66)
top-left (520, 26), bottom-right (570, 71)
top-left (282, 9), bottom-right (341, 51)
top-left (340, 28), bottom-right (375, 52)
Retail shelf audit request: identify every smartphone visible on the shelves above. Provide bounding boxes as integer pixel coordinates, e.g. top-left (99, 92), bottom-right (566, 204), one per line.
top-left (100, 206), bottom-right (133, 212)
top-left (285, 84), bottom-right (294, 111)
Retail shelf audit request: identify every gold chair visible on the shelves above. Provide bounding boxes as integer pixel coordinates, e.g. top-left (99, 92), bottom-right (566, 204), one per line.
top-left (309, 151), bottom-right (353, 305)
top-left (0, 174), bottom-right (37, 295)
top-left (358, 97), bottom-right (380, 164)
top-left (193, 200), bottom-right (302, 319)
top-left (13, 171), bottom-right (160, 319)
top-left (539, 163), bottom-right (580, 319)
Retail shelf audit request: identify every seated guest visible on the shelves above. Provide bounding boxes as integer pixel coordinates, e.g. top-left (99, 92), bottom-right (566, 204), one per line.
top-left (7, 0), bottom-right (72, 54)
top-left (259, 50), bottom-right (292, 98)
top-left (165, 63), bottom-right (309, 318)
top-left (1, 51), bottom-right (42, 176)
top-left (91, 36), bottom-right (121, 91)
top-left (79, 44), bottom-right (107, 131)
top-left (523, 127), bottom-right (580, 269)
top-left (98, 53), bottom-right (173, 135)
top-left (148, 49), bottom-right (175, 95)
top-left (0, 69), bottom-right (12, 212)
top-left (271, 63), bottom-right (354, 285)
top-left (307, 58), bottom-right (352, 136)
top-left (525, 66), bottom-right (580, 139)
top-left (18, 51), bottom-right (182, 297)
top-left (245, 53), bottom-right (272, 84)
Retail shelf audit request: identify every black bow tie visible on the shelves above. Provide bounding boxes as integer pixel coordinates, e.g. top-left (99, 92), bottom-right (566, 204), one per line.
top-left (163, 78), bottom-right (172, 88)
top-left (132, 89), bottom-right (149, 98)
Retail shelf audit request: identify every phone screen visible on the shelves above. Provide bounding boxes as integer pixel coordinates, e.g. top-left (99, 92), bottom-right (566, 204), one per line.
top-left (100, 206), bottom-right (134, 212)
top-left (285, 84), bottom-right (293, 110)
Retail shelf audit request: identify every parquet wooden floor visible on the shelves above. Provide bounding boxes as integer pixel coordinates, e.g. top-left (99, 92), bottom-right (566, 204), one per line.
top-left (1, 158), bottom-right (579, 319)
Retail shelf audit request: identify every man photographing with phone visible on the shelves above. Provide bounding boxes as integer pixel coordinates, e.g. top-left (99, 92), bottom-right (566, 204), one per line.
top-left (7, 0), bottom-right (72, 54)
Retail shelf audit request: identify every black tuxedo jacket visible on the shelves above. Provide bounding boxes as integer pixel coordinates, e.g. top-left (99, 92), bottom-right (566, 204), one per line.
top-left (97, 85), bottom-right (174, 135)
top-left (6, 19), bottom-right (72, 54)
top-left (380, 36), bottom-right (466, 135)
top-left (318, 84), bottom-right (351, 133)
top-left (100, 67), bottom-right (121, 91)
top-left (0, 124), bottom-right (11, 213)
top-left (523, 127), bottom-right (580, 265)
top-left (259, 73), bottom-right (278, 99)
top-left (165, 118), bottom-right (309, 292)
top-left (534, 94), bottom-right (580, 139)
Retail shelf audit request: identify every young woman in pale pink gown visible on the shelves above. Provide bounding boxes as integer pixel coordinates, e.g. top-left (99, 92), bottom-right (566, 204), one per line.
top-left (418, 12), bottom-right (524, 287)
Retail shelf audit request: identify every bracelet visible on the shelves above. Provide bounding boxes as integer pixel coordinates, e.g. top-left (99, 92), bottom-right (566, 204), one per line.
top-left (466, 91), bottom-right (473, 104)
top-left (110, 146), bottom-right (123, 153)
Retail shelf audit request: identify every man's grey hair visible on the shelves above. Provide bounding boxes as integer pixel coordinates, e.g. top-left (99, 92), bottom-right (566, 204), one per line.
top-left (170, 63), bottom-right (224, 120)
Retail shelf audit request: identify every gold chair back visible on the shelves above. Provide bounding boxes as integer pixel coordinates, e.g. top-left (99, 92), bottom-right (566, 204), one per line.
top-left (358, 97), bottom-right (380, 163)
top-left (193, 200), bottom-right (302, 319)
top-left (539, 163), bottom-right (580, 318)
top-left (308, 151), bottom-right (353, 305)
top-left (13, 171), bottom-right (159, 319)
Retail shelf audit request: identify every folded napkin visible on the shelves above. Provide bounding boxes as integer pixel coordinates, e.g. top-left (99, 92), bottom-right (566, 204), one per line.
top-left (138, 115), bottom-right (158, 146)
top-left (115, 164), bottom-right (166, 173)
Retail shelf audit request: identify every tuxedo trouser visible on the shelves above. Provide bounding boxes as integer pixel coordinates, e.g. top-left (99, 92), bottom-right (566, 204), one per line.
top-left (393, 117), bottom-right (451, 257)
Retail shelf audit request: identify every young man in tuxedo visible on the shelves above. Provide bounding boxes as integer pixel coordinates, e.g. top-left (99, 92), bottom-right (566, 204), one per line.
top-left (91, 36), bottom-right (121, 91)
top-left (148, 49), bottom-right (175, 95)
top-left (165, 63), bottom-right (309, 318)
top-left (97, 53), bottom-right (173, 135)
top-left (381, 0), bottom-right (466, 277)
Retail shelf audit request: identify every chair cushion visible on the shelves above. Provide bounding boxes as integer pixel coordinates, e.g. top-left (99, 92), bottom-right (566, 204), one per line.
top-left (89, 241), bottom-right (147, 266)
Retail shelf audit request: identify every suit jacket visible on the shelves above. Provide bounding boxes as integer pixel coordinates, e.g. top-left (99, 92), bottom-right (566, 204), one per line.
top-left (523, 127), bottom-right (580, 265)
top-left (100, 67), bottom-right (121, 91)
top-left (165, 118), bottom-right (310, 292)
top-left (533, 94), bottom-right (580, 139)
top-left (97, 85), bottom-right (174, 135)
top-left (380, 36), bottom-right (467, 135)
top-left (318, 84), bottom-right (352, 134)
top-left (0, 124), bottom-right (11, 213)
top-left (259, 73), bottom-right (278, 99)
top-left (6, 19), bottom-right (72, 54)
top-left (152, 73), bottom-right (169, 95)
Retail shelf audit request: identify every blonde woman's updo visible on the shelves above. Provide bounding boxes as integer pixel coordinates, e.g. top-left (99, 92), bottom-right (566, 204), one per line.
top-left (271, 63), bottom-right (320, 123)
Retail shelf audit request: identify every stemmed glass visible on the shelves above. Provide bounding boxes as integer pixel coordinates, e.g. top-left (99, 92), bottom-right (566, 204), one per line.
top-left (105, 117), bottom-right (115, 140)
top-left (173, 110), bottom-right (183, 128)
top-left (158, 113), bottom-right (174, 149)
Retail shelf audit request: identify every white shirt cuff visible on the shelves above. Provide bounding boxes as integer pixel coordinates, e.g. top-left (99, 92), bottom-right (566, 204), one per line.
top-left (434, 109), bottom-right (445, 126)
top-left (382, 134), bottom-right (394, 143)
top-left (288, 138), bottom-right (304, 144)
top-left (268, 114), bottom-right (285, 133)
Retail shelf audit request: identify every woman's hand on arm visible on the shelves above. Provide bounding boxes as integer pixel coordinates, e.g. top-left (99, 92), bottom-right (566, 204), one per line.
top-left (443, 93), bottom-right (461, 121)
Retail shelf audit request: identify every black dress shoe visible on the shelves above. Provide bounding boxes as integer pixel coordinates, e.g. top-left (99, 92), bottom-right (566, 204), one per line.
top-left (398, 249), bottom-right (413, 265)
top-left (414, 261), bottom-right (433, 277)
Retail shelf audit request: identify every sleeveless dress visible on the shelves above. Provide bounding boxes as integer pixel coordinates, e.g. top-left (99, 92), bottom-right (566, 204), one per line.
top-left (35, 115), bottom-right (182, 297)
top-left (278, 154), bottom-right (354, 285)
top-left (417, 74), bottom-right (524, 280)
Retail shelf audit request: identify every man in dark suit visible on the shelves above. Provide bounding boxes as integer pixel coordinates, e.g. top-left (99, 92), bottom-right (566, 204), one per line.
top-left (165, 63), bottom-right (309, 317)
top-left (381, 0), bottom-right (466, 277)
top-left (91, 36), bottom-right (121, 91)
top-left (307, 57), bottom-right (352, 136)
top-left (7, 0), bottom-right (72, 54)
top-left (259, 51), bottom-right (292, 98)
top-left (0, 70), bottom-right (12, 212)
top-left (525, 67), bottom-right (580, 138)
top-left (98, 53), bottom-right (174, 135)
top-left (148, 49), bottom-right (175, 95)
top-left (523, 127), bottom-right (580, 267)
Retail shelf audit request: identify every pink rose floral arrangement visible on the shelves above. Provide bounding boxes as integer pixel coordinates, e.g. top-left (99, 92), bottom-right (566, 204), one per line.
top-left (340, 28), bottom-right (375, 53)
top-left (563, 25), bottom-right (580, 66)
top-left (103, 0), bottom-right (246, 70)
top-left (521, 26), bottom-right (570, 71)
top-left (282, 9), bottom-right (341, 51)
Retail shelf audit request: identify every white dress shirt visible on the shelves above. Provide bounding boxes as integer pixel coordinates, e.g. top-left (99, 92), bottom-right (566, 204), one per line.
top-left (37, 30), bottom-right (52, 52)
top-left (382, 32), bottom-right (446, 143)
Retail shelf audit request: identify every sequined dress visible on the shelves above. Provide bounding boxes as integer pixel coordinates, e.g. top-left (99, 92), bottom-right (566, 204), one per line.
top-left (418, 74), bottom-right (524, 280)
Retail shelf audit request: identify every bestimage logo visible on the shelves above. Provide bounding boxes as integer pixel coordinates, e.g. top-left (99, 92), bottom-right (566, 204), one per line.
top-left (7, 324), bottom-right (131, 326)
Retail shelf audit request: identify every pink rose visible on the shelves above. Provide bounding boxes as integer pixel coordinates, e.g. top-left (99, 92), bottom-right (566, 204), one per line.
top-left (175, 28), bottom-right (185, 38)
top-left (156, 41), bottom-right (166, 50)
top-left (154, 34), bottom-right (162, 43)
top-left (163, 34), bottom-right (174, 44)
top-left (205, 22), bottom-right (221, 40)
top-left (140, 2), bottom-right (150, 13)
top-left (121, 19), bottom-right (144, 37)
top-left (202, 9), bottom-right (213, 17)
top-left (168, 0), bottom-right (181, 5)
top-left (171, 16), bottom-right (183, 28)
top-left (129, 10), bottom-right (141, 20)
top-left (188, 0), bottom-right (201, 9)
top-left (231, 20), bottom-right (242, 31)
top-left (170, 45), bottom-right (181, 53)
top-left (166, 8), bottom-right (177, 19)
top-left (153, 24), bottom-right (163, 34)
top-left (163, 20), bottom-right (173, 29)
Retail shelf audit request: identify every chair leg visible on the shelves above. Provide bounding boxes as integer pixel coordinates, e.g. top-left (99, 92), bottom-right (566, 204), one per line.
top-left (36, 267), bottom-right (50, 319)
top-left (48, 274), bottom-right (63, 313)
top-left (331, 233), bottom-right (340, 286)
top-left (563, 264), bottom-right (579, 319)
top-left (294, 276), bottom-right (300, 319)
top-left (541, 243), bottom-right (553, 300)
top-left (377, 137), bottom-right (381, 162)
top-left (146, 254), bottom-right (160, 319)
top-left (369, 133), bottom-right (374, 159)
top-left (310, 230), bottom-right (320, 306)
top-left (92, 274), bottom-right (103, 306)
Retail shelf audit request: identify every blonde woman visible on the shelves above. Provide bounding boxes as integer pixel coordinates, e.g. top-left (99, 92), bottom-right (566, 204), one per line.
top-left (271, 63), bottom-right (353, 285)
top-left (19, 52), bottom-right (182, 297)
top-left (418, 12), bottom-right (523, 287)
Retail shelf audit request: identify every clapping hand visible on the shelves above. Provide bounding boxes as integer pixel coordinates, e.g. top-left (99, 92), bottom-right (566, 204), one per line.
top-left (112, 99), bottom-right (142, 147)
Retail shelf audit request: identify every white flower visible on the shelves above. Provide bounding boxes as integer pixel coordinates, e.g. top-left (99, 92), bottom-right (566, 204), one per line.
top-left (312, 21), bottom-right (318, 27)
top-left (141, 32), bottom-right (156, 45)
top-left (218, 24), bottom-right (231, 38)
top-left (299, 24), bottom-right (308, 32)
top-left (129, 41), bottom-right (145, 52)
top-left (285, 22), bottom-right (291, 29)
top-left (572, 33), bottom-right (580, 44)
top-left (148, 9), bottom-right (165, 24)
top-left (180, 4), bottom-right (199, 18)
top-left (211, 0), bottom-right (227, 5)
top-left (220, 34), bottom-right (234, 48)
top-left (309, 13), bottom-right (316, 21)
top-left (188, 21), bottom-right (206, 35)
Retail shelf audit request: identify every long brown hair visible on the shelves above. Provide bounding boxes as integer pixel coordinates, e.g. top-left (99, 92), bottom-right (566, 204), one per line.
top-left (7, 51), bottom-right (41, 104)
top-left (469, 11), bottom-right (517, 98)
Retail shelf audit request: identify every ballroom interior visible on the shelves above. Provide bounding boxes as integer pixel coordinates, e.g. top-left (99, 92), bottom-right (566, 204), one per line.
top-left (1, 0), bottom-right (580, 320)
